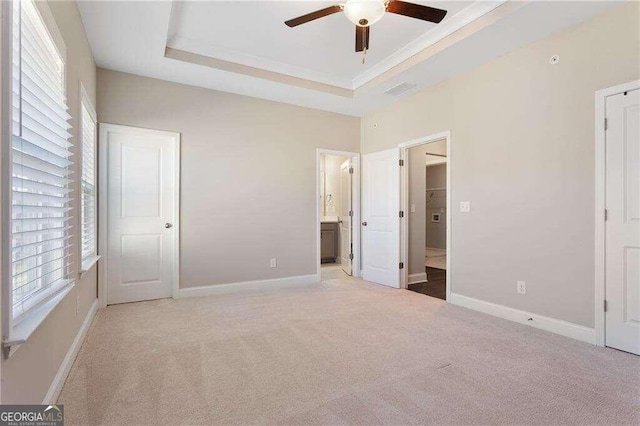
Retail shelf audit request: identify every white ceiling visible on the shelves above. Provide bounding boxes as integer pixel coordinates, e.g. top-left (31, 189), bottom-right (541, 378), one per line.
top-left (78, 1), bottom-right (621, 117)
top-left (167, 1), bottom-right (473, 89)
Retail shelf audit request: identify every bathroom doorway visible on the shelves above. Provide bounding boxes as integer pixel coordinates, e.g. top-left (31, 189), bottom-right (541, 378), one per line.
top-left (316, 149), bottom-right (360, 281)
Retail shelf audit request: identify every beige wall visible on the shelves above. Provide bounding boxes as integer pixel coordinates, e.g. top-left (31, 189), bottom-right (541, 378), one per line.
top-left (362, 3), bottom-right (640, 327)
top-left (97, 69), bottom-right (360, 288)
top-left (426, 163), bottom-right (447, 250)
top-left (408, 140), bottom-right (448, 275)
top-left (408, 144), bottom-right (428, 276)
top-left (1, 1), bottom-right (98, 404)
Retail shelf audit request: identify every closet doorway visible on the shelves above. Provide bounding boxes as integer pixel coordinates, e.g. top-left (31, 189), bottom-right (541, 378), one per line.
top-left (400, 133), bottom-right (451, 300)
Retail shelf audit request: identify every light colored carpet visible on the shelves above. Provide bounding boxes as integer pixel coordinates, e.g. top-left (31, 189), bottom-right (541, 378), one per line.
top-left (58, 277), bottom-right (640, 425)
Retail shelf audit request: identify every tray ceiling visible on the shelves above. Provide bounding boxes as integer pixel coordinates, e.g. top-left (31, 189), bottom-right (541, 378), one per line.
top-left (78, 1), bottom-right (621, 116)
top-left (167, 1), bottom-right (473, 90)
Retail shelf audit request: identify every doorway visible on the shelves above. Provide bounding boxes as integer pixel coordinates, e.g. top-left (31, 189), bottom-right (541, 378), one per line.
top-left (595, 81), bottom-right (640, 355)
top-left (359, 133), bottom-right (451, 292)
top-left (316, 149), bottom-right (360, 281)
top-left (405, 141), bottom-right (448, 299)
top-left (400, 132), bottom-right (451, 300)
top-left (99, 124), bottom-right (180, 306)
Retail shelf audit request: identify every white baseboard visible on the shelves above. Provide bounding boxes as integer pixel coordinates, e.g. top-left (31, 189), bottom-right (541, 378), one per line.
top-left (43, 299), bottom-right (98, 404)
top-left (408, 272), bottom-right (427, 285)
top-left (176, 274), bottom-right (320, 299)
top-left (450, 293), bottom-right (596, 345)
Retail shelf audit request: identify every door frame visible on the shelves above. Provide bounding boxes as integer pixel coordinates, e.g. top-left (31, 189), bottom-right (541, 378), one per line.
top-left (316, 149), bottom-right (361, 278)
top-left (594, 80), bottom-right (640, 346)
top-left (98, 123), bottom-right (181, 307)
top-left (399, 131), bottom-right (451, 301)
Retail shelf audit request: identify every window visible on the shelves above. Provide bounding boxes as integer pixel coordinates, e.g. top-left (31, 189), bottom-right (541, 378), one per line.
top-left (9, 0), bottom-right (73, 323)
top-left (80, 88), bottom-right (97, 265)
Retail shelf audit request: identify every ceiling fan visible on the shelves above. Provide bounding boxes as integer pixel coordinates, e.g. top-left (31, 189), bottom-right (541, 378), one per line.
top-left (285, 0), bottom-right (447, 58)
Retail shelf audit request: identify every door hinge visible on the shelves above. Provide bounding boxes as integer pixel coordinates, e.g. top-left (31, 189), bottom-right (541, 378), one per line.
top-left (604, 117), bottom-right (608, 131)
top-left (349, 167), bottom-right (354, 174)
top-left (399, 159), bottom-right (404, 166)
top-left (349, 210), bottom-right (353, 217)
top-left (604, 299), bottom-right (608, 312)
top-left (399, 210), bottom-right (404, 218)
top-left (604, 209), bottom-right (608, 221)
top-left (349, 253), bottom-right (354, 261)
top-left (399, 262), bottom-right (404, 270)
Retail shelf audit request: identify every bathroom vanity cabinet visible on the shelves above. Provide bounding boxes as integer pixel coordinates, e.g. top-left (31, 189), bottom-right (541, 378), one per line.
top-left (321, 222), bottom-right (340, 263)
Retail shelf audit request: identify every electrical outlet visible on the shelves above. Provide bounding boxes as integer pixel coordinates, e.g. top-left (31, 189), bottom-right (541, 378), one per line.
top-left (460, 201), bottom-right (471, 213)
top-left (517, 281), bottom-right (526, 295)
top-left (76, 295), bottom-right (80, 315)
top-left (270, 258), bottom-right (277, 268)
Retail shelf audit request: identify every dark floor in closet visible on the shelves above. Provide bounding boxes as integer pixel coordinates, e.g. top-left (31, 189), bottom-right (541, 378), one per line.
top-left (408, 267), bottom-right (446, 300)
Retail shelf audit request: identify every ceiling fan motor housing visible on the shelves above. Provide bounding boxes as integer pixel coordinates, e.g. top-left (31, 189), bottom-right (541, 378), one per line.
top-left (343, 0), bottom-right (386, 27)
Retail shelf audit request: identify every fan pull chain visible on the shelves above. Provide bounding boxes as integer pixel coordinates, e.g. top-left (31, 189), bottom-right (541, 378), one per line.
top-left (362, 48), bottom-right (368, 64)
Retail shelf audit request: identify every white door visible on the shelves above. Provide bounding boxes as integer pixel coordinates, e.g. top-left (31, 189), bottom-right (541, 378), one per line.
top-left (340, 159), bottom-right (353, 275)
top-left (103, 124), bottom-right (179, 305)
top-left (606, 89), bottom-right (640, 355)
top-left (362, 149), bottom-right (400, 288)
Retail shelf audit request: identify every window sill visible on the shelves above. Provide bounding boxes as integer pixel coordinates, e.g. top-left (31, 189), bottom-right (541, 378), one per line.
top-left (80, 255), bottom-right (101, 277)
top-left (3, 282), bottom-right (75, 359)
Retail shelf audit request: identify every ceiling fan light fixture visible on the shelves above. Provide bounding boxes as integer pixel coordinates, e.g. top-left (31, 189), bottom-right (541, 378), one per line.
top-left (343, 0), bottom-right (386, 27)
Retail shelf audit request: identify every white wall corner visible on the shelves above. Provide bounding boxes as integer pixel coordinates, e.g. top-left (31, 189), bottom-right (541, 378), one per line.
top-left (43, 299), bottom-right (99, 404)
top-left (408, 273), bottom-right (427, 285)
top-left (450, 293), bottom-right (596, 345)
top-left (176, 274), bottom-right (321, 299)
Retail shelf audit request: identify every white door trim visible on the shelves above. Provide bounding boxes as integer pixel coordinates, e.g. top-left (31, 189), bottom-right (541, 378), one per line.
top-left (316, 149), bottom-right (361, 278)
top-left (594, 80), bottom-right (640, 347)
top-left (398, 131), bottom-right (451, 301)
top-left (98, 123), bottom-right (181, 308)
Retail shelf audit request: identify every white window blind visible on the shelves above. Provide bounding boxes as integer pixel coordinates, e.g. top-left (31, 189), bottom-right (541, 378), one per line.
top-left (80, 98), bottom-right (96, 262)
top-left (11, 0), bottom-right (73, 322)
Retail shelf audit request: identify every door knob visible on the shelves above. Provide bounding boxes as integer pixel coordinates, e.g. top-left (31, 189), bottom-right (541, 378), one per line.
top-left (165, 223), bottom-right (173, 229)
top-left (362, 221), bottom-right (368, 226)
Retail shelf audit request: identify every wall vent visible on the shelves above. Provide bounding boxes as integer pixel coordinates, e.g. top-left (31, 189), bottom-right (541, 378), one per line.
top-left (384, 82), bottom-right (416, 96)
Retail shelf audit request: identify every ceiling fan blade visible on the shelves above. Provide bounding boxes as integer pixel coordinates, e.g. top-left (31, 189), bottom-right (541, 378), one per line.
top-left (285, 5), bottom-right (342, 27)
top-left (355, 25), bottom-right (370, 52)
top-left (386, 1), bottom-right (447, 23)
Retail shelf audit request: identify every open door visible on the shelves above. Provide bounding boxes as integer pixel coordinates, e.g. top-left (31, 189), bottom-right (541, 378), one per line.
top-left (362, 148), bottom-right (400, 288)
top-left (605, 89), bottom-right (640, 355)
top-left (102, 124), bottom-right (179, 305)
top-left (340, 159), bottom-right (353, 275)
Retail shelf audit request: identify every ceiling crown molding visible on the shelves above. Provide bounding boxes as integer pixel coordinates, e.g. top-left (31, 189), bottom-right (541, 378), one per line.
top-left (167, 36), bottom-right (355, 90)
top-left (164, 46), bottom-right (353, 98)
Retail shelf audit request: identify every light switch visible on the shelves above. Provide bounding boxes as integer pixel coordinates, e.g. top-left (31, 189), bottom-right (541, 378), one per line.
top-left (460, 201), bottom-right (471, 213)
top-left (410, 204), bottom-right (416, 213)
